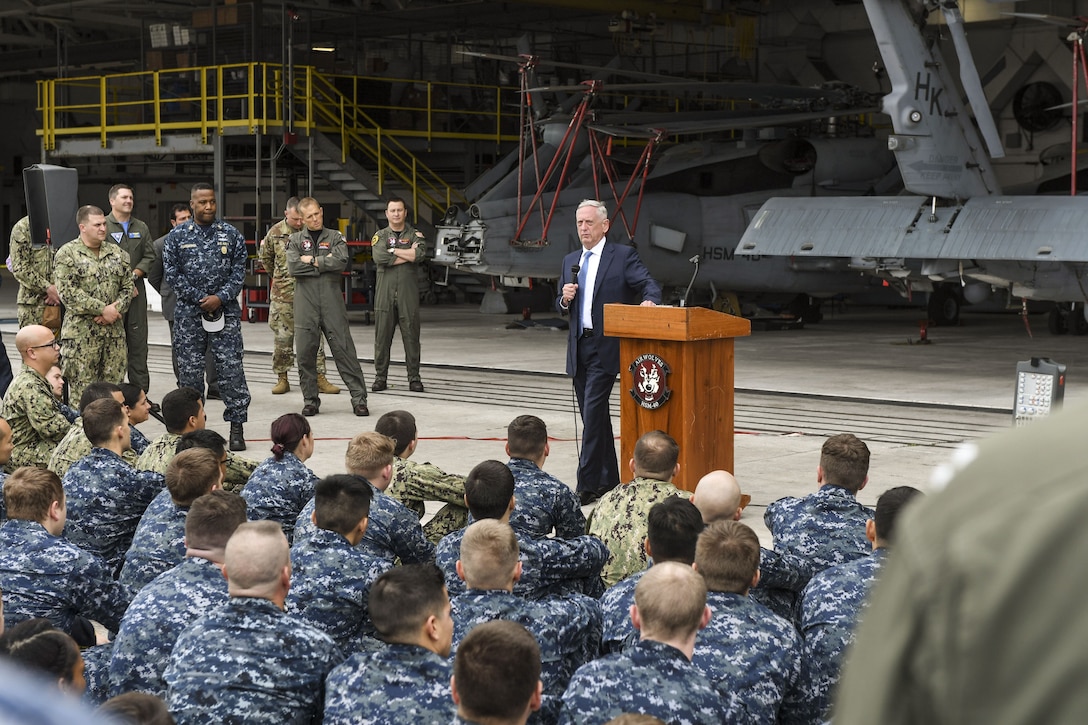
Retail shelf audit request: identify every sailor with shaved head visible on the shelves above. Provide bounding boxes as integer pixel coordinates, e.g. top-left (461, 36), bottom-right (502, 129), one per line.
top-left (691, 469), bottom-right (744, 524)
top-left (692, 469), bottom-right (817, 621)
top-left (3, 325), bottom-right (72, 469)
top-left (164, 520), bottom-right (342, 724)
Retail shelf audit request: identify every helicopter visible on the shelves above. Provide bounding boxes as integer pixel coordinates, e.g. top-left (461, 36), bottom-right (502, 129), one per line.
top-left (430, 50), bottom-right (905, 322)
top-left (737, 0), bottom-right (1088, 335)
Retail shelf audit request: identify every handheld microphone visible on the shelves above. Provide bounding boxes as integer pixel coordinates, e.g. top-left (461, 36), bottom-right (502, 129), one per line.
top-left (570, 264), bottom-right (580, 298)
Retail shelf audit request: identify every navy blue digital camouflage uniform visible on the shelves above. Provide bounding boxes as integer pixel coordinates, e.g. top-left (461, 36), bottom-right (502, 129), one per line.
top-left (505, 457), bottom-right (585, 539)
top-left (109, 556), bottom-right (230, 697)
top-left (62, 447), bottom-right (165, 575)
top-left (129, 425), bottom-right (151, 455)
top-left (164, 596), bottom-right (343, 724)
top-left (558, 638), bottom-right (731, 725)
top-left (286, 527), bottom-right (392, 652)
top-left (800, 548), bottom-right (887, 720)
top-left (323, 643), bottom-right (455, 725)
top-left (294, 476), bottom-right (435, 565)
top-left (161, 218), bottom-right (251, 425)
top-left (117, 488), bottom-right (188, 596)
top-left (758, 485), bottom-right (875, 621)
top-left (452, 589), bottom-right (602, 725)
top-left (598, 569), bottom-right (645, 654)
top-left (0, 518), bottom-right (129, 635)
top-left (693, 590), bottom-right (812, 724)
top-left (437, 525), bottom-right (607, 601)
top-left (81, 642), bottom-right (114, 706)
top-left (241, 451), bottom-right (319, 543)
top-left (601, 549), bottom-right (815, 656)
top-left (48, 417), bottom-right (140, 479)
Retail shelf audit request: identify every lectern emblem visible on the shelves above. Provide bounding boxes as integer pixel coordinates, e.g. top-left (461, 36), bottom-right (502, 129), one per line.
top-left (629, 353), bottom-right (672, 410)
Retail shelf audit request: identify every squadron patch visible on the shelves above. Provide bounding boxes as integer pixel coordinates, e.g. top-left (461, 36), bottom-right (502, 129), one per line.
top-left (628, 353), bottom-right (671, 410)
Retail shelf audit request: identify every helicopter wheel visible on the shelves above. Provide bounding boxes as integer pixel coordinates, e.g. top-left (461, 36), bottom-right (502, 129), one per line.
top-left (927, 285), bottom-right (961, 327)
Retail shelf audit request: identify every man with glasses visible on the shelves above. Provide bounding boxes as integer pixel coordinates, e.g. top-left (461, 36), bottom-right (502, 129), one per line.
top-left (258, 197), bottom-right (339, 397)
top-left (556, 199), bottom-right (661, 505)
top-left (1, 325), bottom-right (72, 469)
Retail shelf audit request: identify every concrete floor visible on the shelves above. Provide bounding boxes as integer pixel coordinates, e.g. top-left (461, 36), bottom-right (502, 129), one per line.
top-left (3, 268), bottom-right (1081, 545)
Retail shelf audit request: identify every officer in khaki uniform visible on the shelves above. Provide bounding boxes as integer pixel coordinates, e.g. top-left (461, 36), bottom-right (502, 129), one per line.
top-left (371, 196), bottom-right (425, 393)
top-left (257, 197), bottom-right (338, 396)
top-left (54, 205), bottom-right (135, 405)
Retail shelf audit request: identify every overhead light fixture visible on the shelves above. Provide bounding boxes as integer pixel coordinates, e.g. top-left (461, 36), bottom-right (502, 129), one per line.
top-left (312, 44), bottom-right (336, 52)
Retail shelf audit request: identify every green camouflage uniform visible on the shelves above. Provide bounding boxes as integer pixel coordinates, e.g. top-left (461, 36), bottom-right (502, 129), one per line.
top-left (106, 213), bottom-right (155, 392)
top-left (371, 224), bottom-right (425, 385)
top-left (388, 457), bottom-right (468, 543)
top-left (257, 218), bottom-right (327, 376)
top-left (48, 416), bottom-right (139, 478)
top-left (136, 431), bottom-right (256, 493)
top-left (53, 238), bottom-right (134, 404)
top-left (587, 476), bottom-right (693, 587)
top-left (8, 216), bottom-right (59, 329)
top-left (1, 365), bottom-right (72, 470)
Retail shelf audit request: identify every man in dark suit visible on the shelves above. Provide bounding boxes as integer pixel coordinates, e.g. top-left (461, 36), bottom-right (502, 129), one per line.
top-left (557, 199), bottom-right (661, 505)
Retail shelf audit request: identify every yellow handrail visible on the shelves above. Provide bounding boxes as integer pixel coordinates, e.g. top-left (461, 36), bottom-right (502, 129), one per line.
top-left (36, 62), bottom-right (519, 219)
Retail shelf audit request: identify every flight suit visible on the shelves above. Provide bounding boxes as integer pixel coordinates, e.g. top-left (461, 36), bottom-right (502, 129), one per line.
top-left (285, 226), bottom-right (369, 410)
top-left (257, 218), bottom-right (328, 377)
top-left (106, 213), bottom-right (155, 391)
top-left (371, 223), bottom-right (426, 385)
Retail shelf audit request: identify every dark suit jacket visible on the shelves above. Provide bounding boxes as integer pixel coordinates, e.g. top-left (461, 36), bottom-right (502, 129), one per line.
top-left (556, 241), bottom-right (662, 376)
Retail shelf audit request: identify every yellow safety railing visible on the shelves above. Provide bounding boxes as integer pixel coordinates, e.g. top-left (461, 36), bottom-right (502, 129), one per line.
top-left (295, 67), bottom-right (472, 214)
top-left (37, 62), bottom-right (520, 215)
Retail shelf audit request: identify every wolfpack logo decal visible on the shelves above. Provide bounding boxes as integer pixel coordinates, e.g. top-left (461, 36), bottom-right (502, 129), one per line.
top-left (628, 353), bottom-right (671, 410)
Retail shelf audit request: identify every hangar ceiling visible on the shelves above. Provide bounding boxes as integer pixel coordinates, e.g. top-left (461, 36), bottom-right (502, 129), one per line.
top-left (0, 0), bottom-right (781, 79)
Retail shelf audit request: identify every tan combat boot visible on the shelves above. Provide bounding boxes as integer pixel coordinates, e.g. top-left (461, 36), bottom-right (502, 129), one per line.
top-left (271, 373), bottom-right (290, 395)
top-left (317, 374), bottom-right (341, 394)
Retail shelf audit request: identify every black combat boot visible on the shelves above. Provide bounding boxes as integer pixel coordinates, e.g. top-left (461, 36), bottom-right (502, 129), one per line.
top-left (229, 422), bottom-right (246, 451)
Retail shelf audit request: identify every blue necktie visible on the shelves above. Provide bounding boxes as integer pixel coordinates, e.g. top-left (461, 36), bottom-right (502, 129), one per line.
top-left (577, 249), bottom-right (592, 331)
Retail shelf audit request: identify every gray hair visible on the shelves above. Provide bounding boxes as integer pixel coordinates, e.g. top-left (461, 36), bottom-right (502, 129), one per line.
top-left (577, 199), bottom-right (608, 221)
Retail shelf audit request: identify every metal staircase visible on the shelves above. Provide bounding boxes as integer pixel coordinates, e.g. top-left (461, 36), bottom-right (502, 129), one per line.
top-left (291, 67), bottom-right (468, 236)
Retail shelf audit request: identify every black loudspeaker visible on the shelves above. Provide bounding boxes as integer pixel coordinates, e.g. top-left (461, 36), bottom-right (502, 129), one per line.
top-left (23, 164), bottom-right (79, 249)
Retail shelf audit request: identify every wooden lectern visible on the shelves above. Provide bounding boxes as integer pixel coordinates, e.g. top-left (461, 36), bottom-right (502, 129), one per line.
top-left (603, 304), bottom-right (751, 493)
